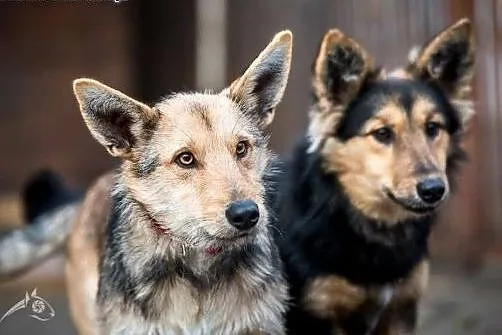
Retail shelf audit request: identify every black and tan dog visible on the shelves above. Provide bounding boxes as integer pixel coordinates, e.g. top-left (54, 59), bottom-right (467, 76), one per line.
top-left (0, 31), bottom-right (293, 334)
top-left (276, 19), bottom-right (475, 334)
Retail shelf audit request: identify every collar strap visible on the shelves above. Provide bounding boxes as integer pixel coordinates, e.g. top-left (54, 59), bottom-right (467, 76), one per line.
top-left (136, 201), bottom-right (223, 256)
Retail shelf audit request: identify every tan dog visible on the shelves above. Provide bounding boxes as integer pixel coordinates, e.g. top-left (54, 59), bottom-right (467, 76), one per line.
top-left (0, 31), bottom-right (293, 335)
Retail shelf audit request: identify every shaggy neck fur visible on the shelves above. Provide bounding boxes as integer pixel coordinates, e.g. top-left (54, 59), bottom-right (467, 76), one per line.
top-left (97, 172), bottom-right (284, 324)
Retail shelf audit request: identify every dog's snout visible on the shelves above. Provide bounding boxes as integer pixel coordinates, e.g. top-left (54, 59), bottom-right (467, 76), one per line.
top-left (416, 178), bottom-right (445, 204)
top-left (225, 200), bottom-right (259, 230)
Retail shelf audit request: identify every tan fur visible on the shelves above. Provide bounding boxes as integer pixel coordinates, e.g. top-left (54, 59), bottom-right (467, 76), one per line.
top-left (118, 93), bottom-right (270, 246)
top-left (64, 30), bottom-right (293, 334)
top-left (320, 96), bottom-right (451, 224)
top-left (304, 275), bottom-right (367, 319)
top-left (66, 173), bottom-right (113, 335)
top-left (304, 260), bottom-right (429, 334)
top-left (386, 68), bottom-right (413, 80)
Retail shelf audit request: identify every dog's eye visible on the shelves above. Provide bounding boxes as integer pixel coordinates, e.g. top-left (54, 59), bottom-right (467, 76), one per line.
top-left (176, 152), bottom-right (196, 168)
top-left (371, 127), bottom-right (394, 144)
top-left (236, 141), bottom-right (249, 158)
top-left (425, 121), bottom-right (442, 139)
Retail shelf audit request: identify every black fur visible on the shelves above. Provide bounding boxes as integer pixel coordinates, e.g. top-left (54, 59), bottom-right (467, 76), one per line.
top-left (324, 44), bottom-right (366, 104)
top-left (23, 170), bottom-right (82, 223)
top-left (134, 153), bottom-right (160, 177)
top-left (336, 79), bottom-right (461, 141)
top-left (276, 141), bottom-right (433, 334)
top-left (275, 77), bottom-right (467, 334)
top-left (279, 140), bottom-right (433, 278)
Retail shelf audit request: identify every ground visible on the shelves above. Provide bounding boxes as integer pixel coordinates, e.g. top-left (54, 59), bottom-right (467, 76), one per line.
top-left (0, 257), bottom-right (501, 334)
top-left (420, 262), bottom-right (502, 335)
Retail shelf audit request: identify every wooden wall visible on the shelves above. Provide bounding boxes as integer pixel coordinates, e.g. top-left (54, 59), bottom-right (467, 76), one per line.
top-left (0, 3), bottom-right (132, 192)
top-left (473, 0), bottom-right (502, 258)
top-left (0, 1), bottom-right (196, 194)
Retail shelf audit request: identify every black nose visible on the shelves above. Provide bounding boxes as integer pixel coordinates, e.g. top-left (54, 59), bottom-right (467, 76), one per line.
top-left (225, 200), bottom-right (259, 230)
top-left (416, 178), bottom-right (445, 204)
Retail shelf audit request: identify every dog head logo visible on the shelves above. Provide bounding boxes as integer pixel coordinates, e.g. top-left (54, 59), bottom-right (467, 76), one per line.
top-left (0, 288), bottom-right (55, 324)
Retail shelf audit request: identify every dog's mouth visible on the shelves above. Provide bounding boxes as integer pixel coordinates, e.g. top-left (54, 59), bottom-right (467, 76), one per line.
top-left (204, 231), bottom-right (255, 256)
top-left (214, 230), bottom-right (255, 243)
top-left (384, 189), bottom-right (437, 214)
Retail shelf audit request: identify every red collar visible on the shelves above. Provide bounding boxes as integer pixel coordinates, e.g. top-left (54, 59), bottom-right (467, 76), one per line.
top-left (135, 198), bottom-right (224, 256)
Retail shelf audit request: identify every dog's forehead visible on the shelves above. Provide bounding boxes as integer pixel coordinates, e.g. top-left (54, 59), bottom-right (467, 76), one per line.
top-left (357, 79), bottom-right (445, 115)
top-left (337, 79), bottom-right (450, 139)
top-left (155, 93), bottom-right (246, 136)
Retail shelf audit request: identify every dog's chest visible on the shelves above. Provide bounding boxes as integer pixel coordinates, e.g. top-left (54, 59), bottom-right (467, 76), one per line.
top-left (116, 278), bottom-right (285, 335)
top-left (304, 278), bottom-right (396, 334)
top-left (303, 261), bottom-right (429, 334)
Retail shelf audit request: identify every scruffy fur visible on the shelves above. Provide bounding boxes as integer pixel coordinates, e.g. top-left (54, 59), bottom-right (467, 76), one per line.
top-left (276, 19), bottom-right (475, 334)
top-left (1, 31), bottom-right (293, 335)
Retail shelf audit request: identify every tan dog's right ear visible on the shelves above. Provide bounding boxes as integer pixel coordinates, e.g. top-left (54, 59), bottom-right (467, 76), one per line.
top-left (313, 29), bottom-right (374, 110)
top-left (227, 30), bottom-right (293, 128)
top-left (73, 78), bottom-right (160, 159)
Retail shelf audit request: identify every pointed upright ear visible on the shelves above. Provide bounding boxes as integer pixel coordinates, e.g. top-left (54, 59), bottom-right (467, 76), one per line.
top-left (228, 30), bottom-right (292, 127)
top-left (409, 18), bottom-right (475, 124)
top-left (313, 29), bottom-right (374, 111)
top-left (31, 288), bottom-right (37, 297)
top-left (73, 79), bottom-right (160, 159)
top-left (25, 291), bottom-right (30, 303)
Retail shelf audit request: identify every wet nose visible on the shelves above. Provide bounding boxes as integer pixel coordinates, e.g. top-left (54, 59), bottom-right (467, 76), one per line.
top-left (416, 178), bottom-right (445, 204)
top-left (225, 200), bottom-right (259, 230)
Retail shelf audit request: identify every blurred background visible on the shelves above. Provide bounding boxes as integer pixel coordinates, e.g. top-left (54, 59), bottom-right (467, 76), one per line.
top-left (0, 0), bottom-right (501, 334)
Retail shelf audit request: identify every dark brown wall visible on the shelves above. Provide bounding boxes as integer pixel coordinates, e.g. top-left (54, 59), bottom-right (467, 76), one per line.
top-left (133, 0), bottom-right (196, 103)
top-left (0, 1), bottom-right (197, 194)
top-left (0, 3), bottom-right (133, 192)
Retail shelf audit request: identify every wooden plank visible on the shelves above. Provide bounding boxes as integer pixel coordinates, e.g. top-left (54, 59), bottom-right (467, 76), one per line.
top-left (0, 3), bottom-right (132, 192)
top-left (133, 0), bottom-right (196, 103)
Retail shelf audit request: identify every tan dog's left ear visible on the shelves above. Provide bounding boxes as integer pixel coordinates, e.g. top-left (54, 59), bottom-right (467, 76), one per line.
top-left (73, 78), bottom-right (160, 159)
top-left (227, 30), bottom-right (293, 128)
top-left (409, 18), bottom-right (475, 126)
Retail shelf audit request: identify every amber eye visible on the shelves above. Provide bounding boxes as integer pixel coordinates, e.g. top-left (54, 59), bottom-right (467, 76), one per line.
top-left (175, 152), bottom-right (196, 168)
top-left (372, 127), bottom-right (394, 144)
top-left (236, 141), bottom-right (249, 158)
top-left (425, 121), bottom-right (442, 139)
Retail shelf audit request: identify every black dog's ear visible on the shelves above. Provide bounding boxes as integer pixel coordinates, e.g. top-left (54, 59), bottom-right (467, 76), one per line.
top-left (227, 30), bottom-right (293, 128)
top-left (73, 78), bottom-right (160, 159)
top-left (409, 18), bottom-right (475, 125)
top-left (312, 29), bottom-right (374, 110)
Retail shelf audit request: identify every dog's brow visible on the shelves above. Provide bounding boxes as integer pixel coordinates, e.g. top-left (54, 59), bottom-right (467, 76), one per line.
top-left (190, 102), bottom-right (214, 131)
